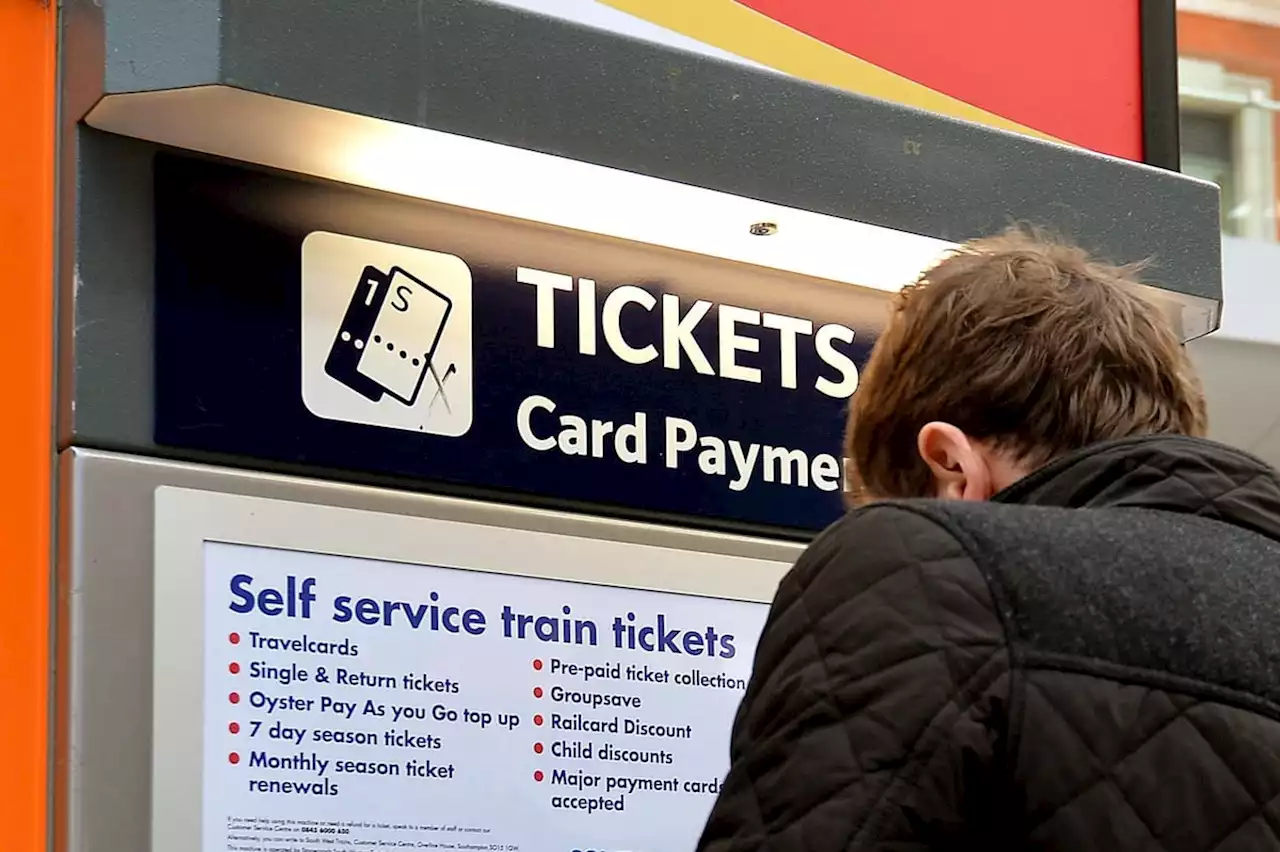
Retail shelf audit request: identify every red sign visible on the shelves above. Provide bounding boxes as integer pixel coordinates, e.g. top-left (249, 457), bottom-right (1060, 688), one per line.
top-left (739, 0), bottom-right (1145, 161)
top-left (592, 0), bottom-right (1175, 166)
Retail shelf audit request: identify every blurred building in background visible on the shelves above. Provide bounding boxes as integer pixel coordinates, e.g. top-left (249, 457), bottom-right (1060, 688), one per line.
top-left (1179, 1), bottom-right (1279, 240)
top-left (1178, 0), bottom-right (1280, 469)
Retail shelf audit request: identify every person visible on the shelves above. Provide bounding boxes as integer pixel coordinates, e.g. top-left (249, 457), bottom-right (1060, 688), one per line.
top-left (695, 228), bottom-right (1280, 851)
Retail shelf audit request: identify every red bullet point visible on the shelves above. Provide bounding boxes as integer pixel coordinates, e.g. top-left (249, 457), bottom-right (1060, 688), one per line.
top-left (534, 742), bottom-right (544, 754)
top-left (534, 770), bottom-right (544, 782)
top-left (229, 632), bottom-right (240, 645)
top-left (229, 752), bottom-right (240, 765)
top-left (533, 687), bottom-right (543, 699)
top-left (534, 714), bottom-right (544, 726)
top-left (229, 692), bottom-right (240, 704)
top-left (229, 722), bottom-right (240, 734)
top-left (229, 662), bottom-right (241, 674)
top-left (533, 659), bottom-right (543, 671)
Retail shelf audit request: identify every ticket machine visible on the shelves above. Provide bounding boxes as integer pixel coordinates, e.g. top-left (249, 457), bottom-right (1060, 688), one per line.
top-left (51, 1), bottom-right (1221, 851)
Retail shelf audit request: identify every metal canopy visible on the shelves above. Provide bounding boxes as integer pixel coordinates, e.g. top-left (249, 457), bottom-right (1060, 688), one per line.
top-left (72, 0), bottom-right (1222, 333)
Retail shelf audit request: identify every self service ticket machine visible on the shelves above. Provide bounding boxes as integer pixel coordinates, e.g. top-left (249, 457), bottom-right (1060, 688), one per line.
top-left (52, 2), bottom-right (1222, 851)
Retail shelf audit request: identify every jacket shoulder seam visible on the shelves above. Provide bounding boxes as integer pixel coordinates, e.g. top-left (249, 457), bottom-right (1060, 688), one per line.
top-left (859, 501), bottom-right (1029, 816)
top-left (1023, 649), bottom-right (1280, 723)
top-left (857, 502), bottom-right (1021, 649)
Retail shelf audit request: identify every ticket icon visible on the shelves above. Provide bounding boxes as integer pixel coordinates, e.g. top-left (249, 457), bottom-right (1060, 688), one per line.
top-left (325, 265), bottom-right (454, 408)
top-left (301, 232), bottom-right (473, 437)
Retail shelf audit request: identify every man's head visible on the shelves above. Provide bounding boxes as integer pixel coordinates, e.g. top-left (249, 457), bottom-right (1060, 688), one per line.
top-left (845, 227), bottom-right (1208, 504)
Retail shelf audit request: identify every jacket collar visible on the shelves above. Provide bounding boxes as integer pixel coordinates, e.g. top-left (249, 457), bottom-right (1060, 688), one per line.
top-left (992, 435), bottom-right (1280, 543)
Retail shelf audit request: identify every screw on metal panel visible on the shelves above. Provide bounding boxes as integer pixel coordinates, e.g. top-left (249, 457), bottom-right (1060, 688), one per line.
top-left (749, 222), bottom-right (778, 236)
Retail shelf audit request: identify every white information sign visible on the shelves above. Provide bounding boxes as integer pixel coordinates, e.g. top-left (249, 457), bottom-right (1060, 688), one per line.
top-left (173, 495), bottom-right (783, 852)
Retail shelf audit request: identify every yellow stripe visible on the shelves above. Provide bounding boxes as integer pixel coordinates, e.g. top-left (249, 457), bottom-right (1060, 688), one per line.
top-left (601, 0), bottom-right (1063, 145)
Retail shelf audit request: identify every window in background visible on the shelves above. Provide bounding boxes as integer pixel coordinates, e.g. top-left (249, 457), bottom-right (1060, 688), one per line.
top-left (1181, 110), bottom-right (1239, 233)
top-left (1178, 57), bottom-right (1277, 240)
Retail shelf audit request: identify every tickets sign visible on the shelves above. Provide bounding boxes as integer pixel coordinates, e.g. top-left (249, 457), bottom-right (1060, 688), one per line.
top-left (153, 154), bottom-right (907, 534)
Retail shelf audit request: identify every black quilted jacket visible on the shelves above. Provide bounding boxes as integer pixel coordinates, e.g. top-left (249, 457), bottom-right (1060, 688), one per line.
top-left (697, 435), bottom-right (1280, 851)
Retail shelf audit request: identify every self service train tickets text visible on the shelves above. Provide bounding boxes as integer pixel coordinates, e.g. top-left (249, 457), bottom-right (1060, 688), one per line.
top-left (229, 574), bottom-right (739, 659)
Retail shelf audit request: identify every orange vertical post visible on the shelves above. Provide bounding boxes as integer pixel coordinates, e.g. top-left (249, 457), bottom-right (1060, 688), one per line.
top-left (0, 1), bottom-right (57, 851)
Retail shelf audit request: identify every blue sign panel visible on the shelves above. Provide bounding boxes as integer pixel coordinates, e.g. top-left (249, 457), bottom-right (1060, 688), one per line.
top-left (153, 155), bottom-right (891, 533)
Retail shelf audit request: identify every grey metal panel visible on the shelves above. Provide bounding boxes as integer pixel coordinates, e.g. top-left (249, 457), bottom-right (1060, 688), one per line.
top-left (103, 0), bottom-right (222, 93)
top-left (58, 447), bottom-right (799, 852)
top-left (81, 0), bottom-right (1221, 303)
top-left (58, 0), bottom-right (104, 450)
top-left (65, 129), bottom-right (157, 451)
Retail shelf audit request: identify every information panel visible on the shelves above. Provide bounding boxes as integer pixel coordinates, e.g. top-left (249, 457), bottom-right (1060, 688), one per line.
top-left (204, 544), bottom-right (765, 850)
top-left (153, 488), bottom-right (793, 852)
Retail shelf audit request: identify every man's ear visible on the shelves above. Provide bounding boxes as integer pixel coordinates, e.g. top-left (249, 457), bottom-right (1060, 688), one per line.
top-left (916, 422), bottom-right (995, 501)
